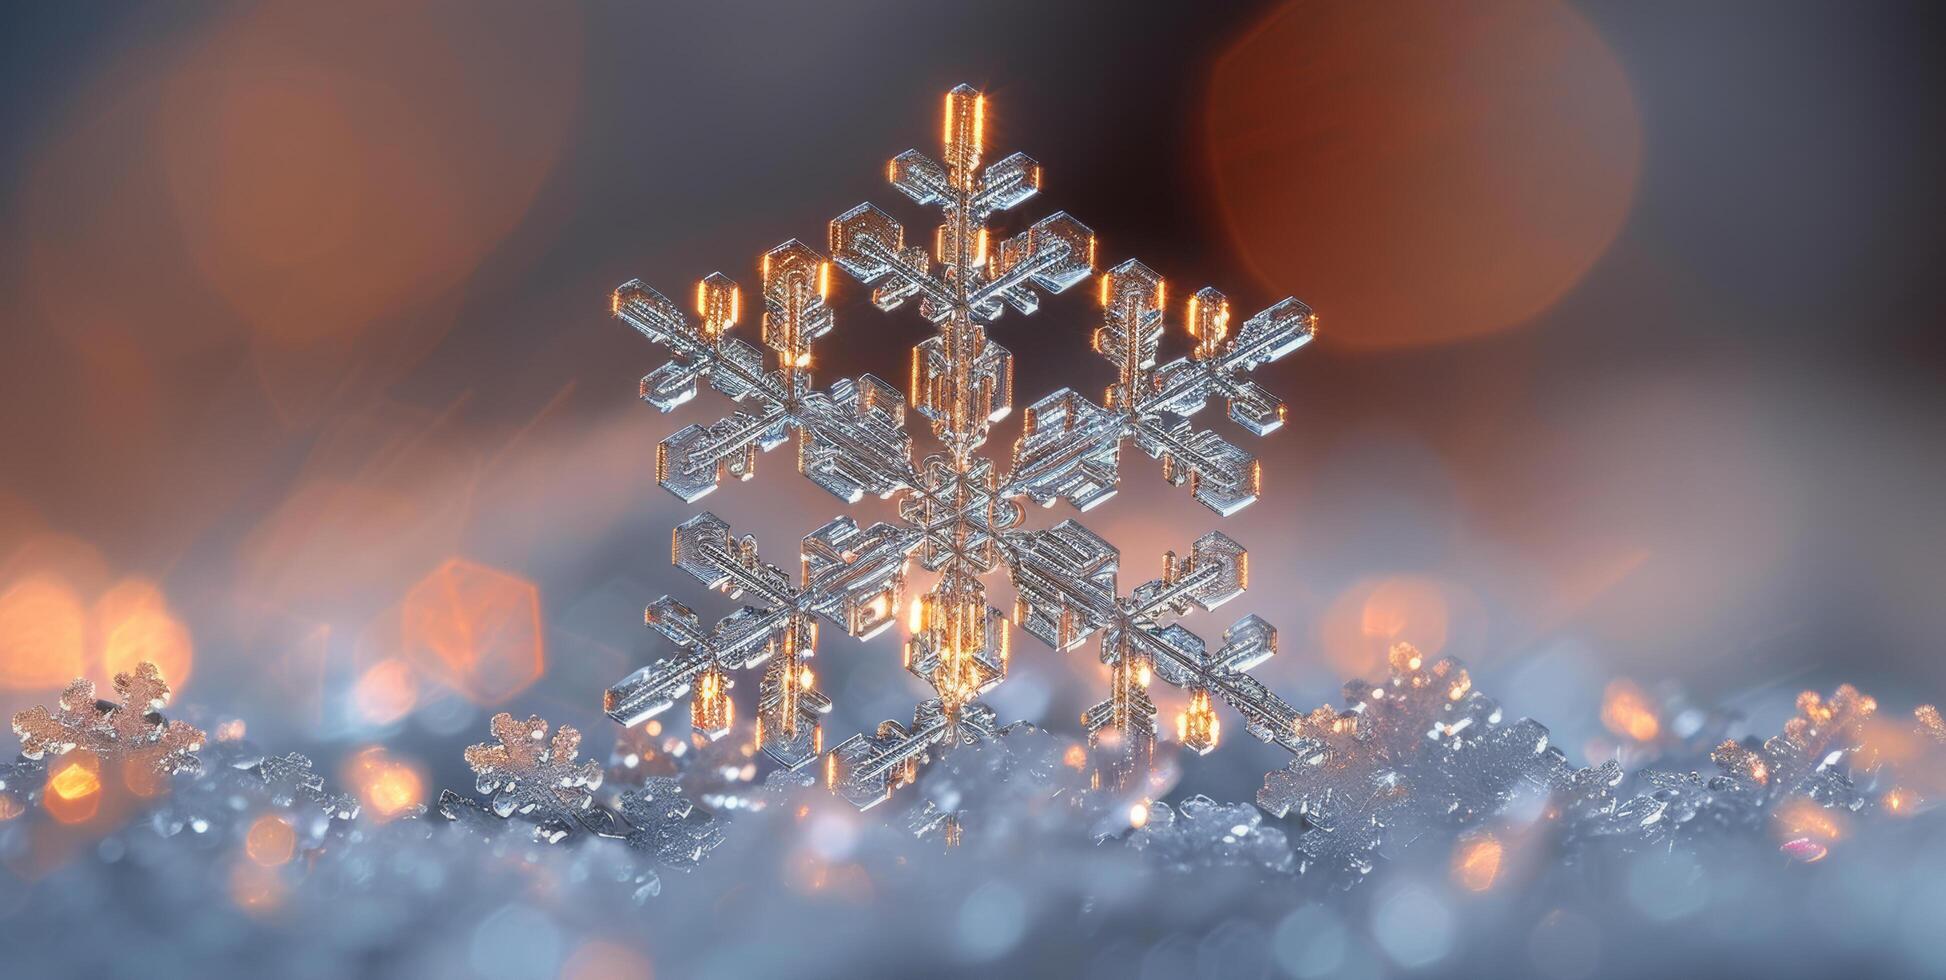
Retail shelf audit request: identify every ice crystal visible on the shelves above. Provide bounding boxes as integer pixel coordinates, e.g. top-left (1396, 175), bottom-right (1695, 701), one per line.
top-left (463, 712), bottom-right (605, 828)
top-left (1595, 767), bottom-right (1766, 844)
top-left (10, 662), bottom-right (204, 775)
top-left (618, 775), bottom-right (725, 867)
top-left (609, 83), bottom-right (1312, 809)
top-left (239, 751), bottom-right (360, 821)
top-left (1593, 685), bottom-right (1888, 849)
top-left (1889, 704), bottom-right (1946, 816)
top-left (1257, 644), bottom-right (1558, 880)
top-left (1755, 684), bottom-right (1880, 809)
top-left (1919, 704), bottom-right (1946, 745)
top-left (1126, 795), bottom-right (1296, 875)
top-left (0, 757), bottom-right (45, 817)
top-left (1258, 704), bottom-right (1405, 879)
top-left (138, 740), bottom-right (354, 854)
top-left (450, 712), bottom-right (724, 854)
top-left (1543, 755), bottom-right (1628, 828)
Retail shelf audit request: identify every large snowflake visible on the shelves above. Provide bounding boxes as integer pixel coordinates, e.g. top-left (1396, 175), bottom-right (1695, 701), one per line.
top-left (606, 84), bottom-right (1314, 809)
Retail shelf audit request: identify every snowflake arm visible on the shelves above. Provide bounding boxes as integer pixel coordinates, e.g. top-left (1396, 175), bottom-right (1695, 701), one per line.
top-left (1152, 293), bottom-right (1316, 435)
top-left (604, 597), bottom-right (765, 733)
top-left (1008, 261), bottom-right (1314, 516)
top-left (827, 699), bottom-right (999, 811)
top-left (605, 512), bottom-right (907, 769)
top-left (1007, 518), bottom-right (1121, 652)
top-left (620, 241), bottom-right (918, 504)
top-left (1152, 613), bottom-right (1303, 753)
top-left (830, 85), bottom-right (1093, 462)
top-left (1012, 524), bottom-right (1300, 787)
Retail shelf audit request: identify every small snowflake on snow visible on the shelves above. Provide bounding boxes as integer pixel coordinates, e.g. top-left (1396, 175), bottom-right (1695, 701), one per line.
top-left (10, 662), bottom-right (204, 775)
top-left (240, 751), bottom-right (360, 821)
top-left (618, 776), bottom-right (725, 867)
top-left (1257, 644), bottom-right (1560, 880)
top-left (463, 712), bottom-right (604, 822)
top-left (1596, 685), bottom-right (1886, 848)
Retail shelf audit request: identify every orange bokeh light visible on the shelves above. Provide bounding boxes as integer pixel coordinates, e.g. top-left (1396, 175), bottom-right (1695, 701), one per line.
top-left (1209, 0), bottom-right (1640, 349)
top-left (352, 658), bottom-right (420, 726)
top-left (0, 574), bottom-right (87, 689)
top-left (1600, 679), bottom-right (1662, 742)
top-left (156, 1), bottom-right (582, 348)
top-left (561, 940), bottom-right (654, 980)
top-left (93, 577), bottom-right (194, 691)
top-left (343, 746), bottom-right (425, 821)
top-left (1775, 798), bottom-right (1846, 862)
top-left (230, 860), bottom-right (286, 914)
top-left (121, 752), bottom-right (171, 799)
top-left (397, 558), bottom-right (544, 705)
top-left (46, 754), bottom-right (103, 825)
top-left (246, 814), bottom-right (297, 867)
top-left (0, 564), bottom-right (197, 696)
top-left (1320, 575), bottom-right (1455, 677)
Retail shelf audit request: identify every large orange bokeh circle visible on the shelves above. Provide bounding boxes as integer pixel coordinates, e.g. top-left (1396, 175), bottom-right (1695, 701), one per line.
top-left (1208, 0), bottom-right (1641, 349)
top-left (156, 0), bottom-right (582, 347)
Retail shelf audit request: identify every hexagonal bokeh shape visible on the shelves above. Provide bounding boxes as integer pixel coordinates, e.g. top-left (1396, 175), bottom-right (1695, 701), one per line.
top-left (400, 558), bottom-right (543, 705)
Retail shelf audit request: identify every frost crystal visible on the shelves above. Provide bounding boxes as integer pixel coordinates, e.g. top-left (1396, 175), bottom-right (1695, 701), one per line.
top-left (10, 662), bottom-right (205, 775)
top-left (451, 711), bottom-right (721, 853)
top-left (239, 751), bottom-right (361, 821)
top-left (463, 713), bottom-right (605, 831)
top-left (609, 83), bottom-right (1312, 809)
top-left (618, 776), bottom-right (726, 867)
top-left (1595, 767), bottom-right (1765, 844)
top-left (1258, 643), bottom-right (1557, 880)
top-left (1892, 704), bottom-right (1946, 815)
top-left (1597, 685), bottom-right (1885, 847)
top-left (1754, 684), bottom-right (1879, 809)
